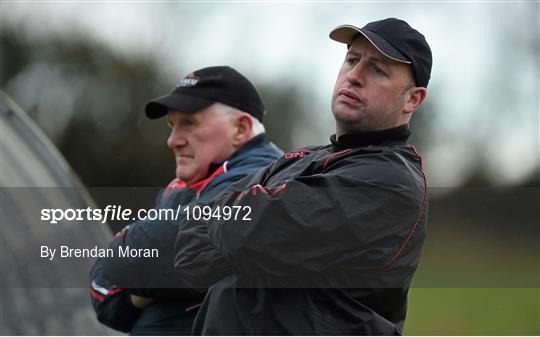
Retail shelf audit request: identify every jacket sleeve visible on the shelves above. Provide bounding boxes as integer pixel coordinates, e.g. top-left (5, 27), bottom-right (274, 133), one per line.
top-left (87, 189), bottom-right (175, 332)
top-left (177, 153), bottom-right (427, 288)
top-left (100, 174), bottom-right (251, 298)
top-left (88, 181), bottom-right (233, 332)
top-left (174, 167), bottom-right (271, 289)
top-left (89, 256), bottom-right (142, 332)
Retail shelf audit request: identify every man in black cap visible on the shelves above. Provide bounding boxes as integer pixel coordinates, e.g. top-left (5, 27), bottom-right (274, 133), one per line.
top-left (89, 66), bottom-right (282, 335)
top-left (174, 18), bottom-right (432, 334)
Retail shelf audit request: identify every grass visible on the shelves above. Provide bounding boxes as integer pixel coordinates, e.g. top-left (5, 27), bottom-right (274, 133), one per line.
top-left (405, 288), bottom-right (539, 334)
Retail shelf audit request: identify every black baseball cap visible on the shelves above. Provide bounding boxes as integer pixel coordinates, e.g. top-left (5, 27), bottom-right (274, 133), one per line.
top-left (329, 18), bottom-right (432, 87)
top-left (145, 66), bottom-right (266, 121)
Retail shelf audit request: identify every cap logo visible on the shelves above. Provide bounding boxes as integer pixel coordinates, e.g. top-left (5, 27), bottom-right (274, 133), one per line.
top-left (178, 73), bottom-right (199, 87)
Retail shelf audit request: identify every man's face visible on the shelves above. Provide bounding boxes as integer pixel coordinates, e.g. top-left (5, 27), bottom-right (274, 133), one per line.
top-left (331, 35), bottom-right (415, 134)
top-left (166, 104), bottom-right (236, 185)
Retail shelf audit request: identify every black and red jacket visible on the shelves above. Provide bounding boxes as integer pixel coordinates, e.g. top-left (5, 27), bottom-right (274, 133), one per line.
top-left (89, 134), bottom-right (281, 335)
top-left (174, 124), bottom-right (428, 335)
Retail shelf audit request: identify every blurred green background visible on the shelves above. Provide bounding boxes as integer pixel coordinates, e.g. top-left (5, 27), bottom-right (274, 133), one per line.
top-left (2, 2), bottom-right (539, 335)
top-left (406, 288), bottom-right (539, 335)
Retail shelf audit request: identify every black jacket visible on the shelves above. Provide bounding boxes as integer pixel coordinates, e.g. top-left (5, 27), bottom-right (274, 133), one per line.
top-left (174, 125), bottom-right (428, 335)
top-left (89, 135), bottom-right (282, 335)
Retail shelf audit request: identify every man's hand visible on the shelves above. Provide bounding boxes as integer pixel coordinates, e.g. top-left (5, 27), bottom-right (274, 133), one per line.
top-left (130, 295), bottom-right (156, 309)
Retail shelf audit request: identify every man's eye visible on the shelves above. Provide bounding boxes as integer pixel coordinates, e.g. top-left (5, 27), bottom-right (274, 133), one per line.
top-left (346, 58), bottom-right (358, 66)
top-left (181, 119), bottom-right (195, 126)
top-left (371, 65), bottom-right (387, 76)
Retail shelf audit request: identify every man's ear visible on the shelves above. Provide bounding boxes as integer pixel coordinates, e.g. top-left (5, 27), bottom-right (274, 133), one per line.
top-left (233, 113), bottom-right (253, 147)
top-left (403, 87), bottom-right (428, 114)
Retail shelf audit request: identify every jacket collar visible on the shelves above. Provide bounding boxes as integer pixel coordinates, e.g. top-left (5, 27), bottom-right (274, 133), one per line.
top-left (330, 124), bottom-right (410, 149)
top-left (205, 133), bottom-right (267, 174)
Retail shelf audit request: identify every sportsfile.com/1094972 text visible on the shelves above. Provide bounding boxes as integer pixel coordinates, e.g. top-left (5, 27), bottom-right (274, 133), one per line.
top-left (40, 204), bottom-right (252, 224)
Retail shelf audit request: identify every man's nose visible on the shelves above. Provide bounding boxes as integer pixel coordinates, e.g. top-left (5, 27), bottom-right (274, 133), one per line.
top-left (167, 129), bottom-right (187, 149)
top-left (346, 62), bottom-right (366, 87)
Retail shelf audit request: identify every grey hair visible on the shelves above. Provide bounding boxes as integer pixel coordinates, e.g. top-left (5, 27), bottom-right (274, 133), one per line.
top-left (214, 102), bottom-right (265, 138)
